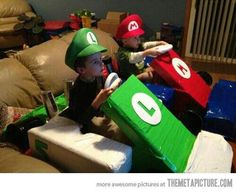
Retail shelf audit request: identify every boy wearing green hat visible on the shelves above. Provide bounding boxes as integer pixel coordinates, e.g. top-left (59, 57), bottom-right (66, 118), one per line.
top-left (63, 28), bottom-right (129, 144)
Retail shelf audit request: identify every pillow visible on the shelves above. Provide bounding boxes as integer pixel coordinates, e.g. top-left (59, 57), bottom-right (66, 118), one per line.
top-left (0, 58), bottom-right (42, 108)
top-left (14, 39), bottom-right (77, 95)
top-left (0, 102), bottom-right (32, 133)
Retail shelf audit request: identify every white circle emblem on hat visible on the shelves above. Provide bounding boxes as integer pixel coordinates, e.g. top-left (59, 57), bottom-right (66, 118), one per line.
top-left (86, 32), bottom-right (98, 44)
top-left (128, 21), bottom-right (139, 31)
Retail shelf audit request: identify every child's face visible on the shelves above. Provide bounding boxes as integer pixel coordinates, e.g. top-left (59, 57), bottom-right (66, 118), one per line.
top-left (123, 36), bottom-right (141, 49)
top-left (83, 53), bottom-right (104, 77)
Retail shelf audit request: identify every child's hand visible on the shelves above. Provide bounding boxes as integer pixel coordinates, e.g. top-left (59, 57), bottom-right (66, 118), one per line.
top-left (144, 42), bottom-right (172, 57)
top-left (91, 88), bottom-right (114, 109)
top-left (144, 47), bottom-right (160, 57)
top-left (137, 70), bottom-right (153, 82)
top-left (156, 41), bottom-right (168, 46)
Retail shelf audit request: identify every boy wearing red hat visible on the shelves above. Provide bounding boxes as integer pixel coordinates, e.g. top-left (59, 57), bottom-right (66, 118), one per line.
top-left (62, 28), bottom-right (129, 144)
top-left (116, 14), bottom-right (167, 81)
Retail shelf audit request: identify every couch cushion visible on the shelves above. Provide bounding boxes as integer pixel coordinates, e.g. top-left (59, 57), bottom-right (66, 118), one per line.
top-left (0, 58), bottom-right (41, 108)
top-left (0, 16), bottom-right (18, 25)
top-left (0, 147), bottom-right (60, 172)
top-left (15, 39), bottom-right (78, 95)
top-left (0, 0), bottom-right (32, 18)
top-left (0, 12), bottom-right (36, 25)
top-left (59, 31), bottom-right (75, 44)
top-left (92, 28), bottom-right (119, 59)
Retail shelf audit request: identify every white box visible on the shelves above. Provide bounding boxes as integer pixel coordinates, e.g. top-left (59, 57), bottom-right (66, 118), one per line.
top-left (28, 116), bottom-right (132, 173)
top-left (185, 131), bottom-right (233, 173)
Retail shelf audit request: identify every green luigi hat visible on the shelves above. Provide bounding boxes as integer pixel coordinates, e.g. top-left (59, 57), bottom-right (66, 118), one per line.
top-left (65, 28), bottom-right (107, 70)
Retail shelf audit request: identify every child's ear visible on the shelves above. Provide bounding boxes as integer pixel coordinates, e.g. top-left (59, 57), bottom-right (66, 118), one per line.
top-left (76, 67), bottom-right (86, 74)
top-left (122, 39), bottom-right (129, 46)
top-left (122, 39), bottom-right (127, 44)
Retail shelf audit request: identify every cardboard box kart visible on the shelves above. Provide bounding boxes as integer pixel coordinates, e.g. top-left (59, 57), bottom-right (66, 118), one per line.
top-left (28, 116), bottom-right (132, 173)
top-left (151, 50), bottom-right (211, 114)
top-left (101, 75), bottom-right (196, 172)
top-left (205, 80), bottom-right (236, 140)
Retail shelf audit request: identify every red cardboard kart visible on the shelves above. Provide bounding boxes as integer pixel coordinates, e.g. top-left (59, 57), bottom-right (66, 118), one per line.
top-left (151, 50), bottom-right (211, 114)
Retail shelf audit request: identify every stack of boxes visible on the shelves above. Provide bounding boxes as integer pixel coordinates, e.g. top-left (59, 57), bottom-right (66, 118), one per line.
top-left (97, 11), bottom-right (127, 37)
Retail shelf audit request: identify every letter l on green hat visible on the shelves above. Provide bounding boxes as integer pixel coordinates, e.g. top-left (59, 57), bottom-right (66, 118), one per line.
top-left (65, 28), bottom-right (107, 70)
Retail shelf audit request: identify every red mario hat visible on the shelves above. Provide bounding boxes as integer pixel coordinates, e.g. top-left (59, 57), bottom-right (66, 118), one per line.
top-left (116, 14), bottom-right (144, 39)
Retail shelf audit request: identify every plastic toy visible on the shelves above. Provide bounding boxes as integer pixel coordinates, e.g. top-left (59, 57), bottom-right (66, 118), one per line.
top-left (69, 13), bottom-right (81, 30)
top-left (44, 20), bottom-right (70, 36)
top-left (104, 72), bottom-right (122, 90)
top-left (155, 44), bottom-right (173, 54)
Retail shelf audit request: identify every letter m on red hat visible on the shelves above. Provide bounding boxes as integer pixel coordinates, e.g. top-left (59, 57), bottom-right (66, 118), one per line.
top-left (116, 14), bottom-right (144, 39)
top-left (128, 21), bottom-right (139, 31)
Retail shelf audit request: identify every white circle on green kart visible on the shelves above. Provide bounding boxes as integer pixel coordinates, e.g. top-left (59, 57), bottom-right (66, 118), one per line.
top-left (172, 58), bottom-right (191, 79)
top-left (131, 93), bottom-right (162, 125)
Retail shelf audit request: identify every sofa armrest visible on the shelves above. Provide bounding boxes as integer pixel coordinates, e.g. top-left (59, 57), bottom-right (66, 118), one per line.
top-left (0, 146), bottom-right (60, 173)
top-left (0, 58), bottom-right (41, 108)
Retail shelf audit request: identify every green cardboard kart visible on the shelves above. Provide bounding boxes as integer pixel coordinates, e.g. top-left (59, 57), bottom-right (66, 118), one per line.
top-left (101, 75), bottom-right (195, 172)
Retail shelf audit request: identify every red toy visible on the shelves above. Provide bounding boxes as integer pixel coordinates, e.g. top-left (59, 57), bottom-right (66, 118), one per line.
top-left (69, 14), bottom-right (81, 30)
top-left (44, 20), bottom-right (69, 31)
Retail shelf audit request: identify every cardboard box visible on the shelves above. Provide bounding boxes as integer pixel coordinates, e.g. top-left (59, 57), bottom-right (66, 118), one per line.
top-left (151, 49), bottom-right (211, 113)
top-left (97, 19), bottom-right (119, 37)
top-left (97, 11), bottom-right (127, 37)
top-left (205, 80), bottom-right (236, 139)
top-left (185, 131), bottom-right (233, 173)
top-left (28, 116), bottom-right (132, 173)
top-left (106, 11), bottom-right (127, 21)
top-left (101, 75), bottom-right (196, 172)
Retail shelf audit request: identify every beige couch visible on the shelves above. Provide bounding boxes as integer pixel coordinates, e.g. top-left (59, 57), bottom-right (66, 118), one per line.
top-left (0, 28), bottom-right (119, 172)
top-left (0, 0), bottom-right (36, 49)
top-left (0, 29), bottom-right (118, 109)
top-left (0, 146), bottom-right (60, 173)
